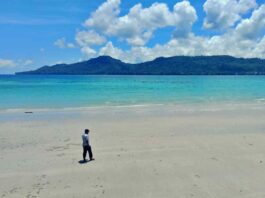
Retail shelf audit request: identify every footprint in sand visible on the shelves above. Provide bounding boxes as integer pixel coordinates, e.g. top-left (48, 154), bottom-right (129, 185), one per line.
top-left (57, 153), bottom-right (65, 157)
top-left (2, 186), bottom-right (22, 197)
top-left (9, 187), bottom-right (19, 193)
top-left (46, 145), bottom-right (69, 152)
top-left (1, 191), bottom-right (8, 198)
top-left (194, 174), bottom-right (200, 178)
top-left (210, 157), bottom-right (219, 161)
top-left (27, 174), bottom-right (49, 197)
top-left (153, 168), bottom-right (159, 176)
top-left (26, 194), bottom-right (37, 198)
top-left (64, 138), bottom-right (71, 142)
top-left (64, 185), bottom-right (71, 189)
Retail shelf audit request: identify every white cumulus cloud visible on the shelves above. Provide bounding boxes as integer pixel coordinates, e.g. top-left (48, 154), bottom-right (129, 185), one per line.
top-left (83, 0), bottom-right (197, 46)
top-left (74, 0), bottom-right (265, 62)
top-left (75, 30), bottom-right (106, 58)
top-left (172, 1), bottom-right (197, 38)
top-left (99, 42), bottom-right (124, 60)
top-left (85, 0), bottom-right (121, 33)
top-left (235, 4), bottom-right (265, 39)
top-left (54, 37), bottom-right (75, 49)
top-left (76, 30), bottom-right (106, 47)
top-left (203, 0), bottom-right (257, 30)
top-left (81, 46), bottom-right (97, 58)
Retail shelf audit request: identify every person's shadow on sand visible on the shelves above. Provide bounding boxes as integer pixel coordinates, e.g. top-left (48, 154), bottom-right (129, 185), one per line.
top-left (78, 159), bottom-right (94, 164)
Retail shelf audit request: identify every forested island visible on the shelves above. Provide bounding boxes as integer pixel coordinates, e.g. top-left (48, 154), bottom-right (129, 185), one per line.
top-left (16, 55), bottom-right (265, 75)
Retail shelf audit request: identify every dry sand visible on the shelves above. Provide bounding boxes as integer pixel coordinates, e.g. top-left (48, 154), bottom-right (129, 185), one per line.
top-left (1, 103), bottom-right (265, 198)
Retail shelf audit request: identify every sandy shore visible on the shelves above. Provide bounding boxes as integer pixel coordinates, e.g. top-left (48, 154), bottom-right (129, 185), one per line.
top-left (1, 103), bottom-right (265, 198)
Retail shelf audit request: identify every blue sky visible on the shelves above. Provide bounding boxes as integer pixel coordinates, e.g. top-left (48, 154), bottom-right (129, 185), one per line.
top-left (0, 0), bottom-right (264, 74)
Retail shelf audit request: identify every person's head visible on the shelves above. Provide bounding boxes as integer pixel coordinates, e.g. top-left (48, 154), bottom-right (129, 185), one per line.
top-left (85, 129), bottom-right (89, 134)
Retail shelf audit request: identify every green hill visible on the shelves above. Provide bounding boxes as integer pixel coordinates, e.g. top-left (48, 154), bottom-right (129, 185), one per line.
top-left (16, 55), bottom-right (265, 75)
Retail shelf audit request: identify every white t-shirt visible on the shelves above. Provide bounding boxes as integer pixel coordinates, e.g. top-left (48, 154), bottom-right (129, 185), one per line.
top-left (82, 133), bottom-right (89, 146)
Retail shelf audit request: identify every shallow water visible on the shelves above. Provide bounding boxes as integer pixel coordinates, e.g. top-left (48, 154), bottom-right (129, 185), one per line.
top-left (0, 75), bottom-right (265, 110)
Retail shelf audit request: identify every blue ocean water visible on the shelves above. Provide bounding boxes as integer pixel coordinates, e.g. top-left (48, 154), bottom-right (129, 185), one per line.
top-left (0, 75), bottom-right (265, 110)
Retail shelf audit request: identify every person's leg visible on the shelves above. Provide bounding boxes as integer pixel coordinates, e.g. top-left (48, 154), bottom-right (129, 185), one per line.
top-left (83, 146), bottom-right (87, 161)
top-left (88, 145), bottom-right (94, 160)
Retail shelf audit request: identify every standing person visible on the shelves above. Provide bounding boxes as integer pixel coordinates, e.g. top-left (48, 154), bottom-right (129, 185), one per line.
top-left (82, 129), bottom-right (94, 162)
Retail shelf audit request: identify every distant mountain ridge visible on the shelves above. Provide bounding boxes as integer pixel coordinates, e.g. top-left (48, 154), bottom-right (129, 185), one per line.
top-left (16, 55), bottom-right (265, 75)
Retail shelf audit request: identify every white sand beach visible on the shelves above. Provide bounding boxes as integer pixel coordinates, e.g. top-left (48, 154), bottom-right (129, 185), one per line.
top-left (1, 103), bottom-right (265, 198)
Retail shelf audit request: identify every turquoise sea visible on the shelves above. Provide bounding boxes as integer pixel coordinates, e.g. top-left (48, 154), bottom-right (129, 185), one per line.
top-left (0, 75), bottom-right (265, 110)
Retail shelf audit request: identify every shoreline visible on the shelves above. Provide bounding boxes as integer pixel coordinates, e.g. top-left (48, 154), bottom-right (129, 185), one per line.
top-left (1, 99), bottom-right (265, 114)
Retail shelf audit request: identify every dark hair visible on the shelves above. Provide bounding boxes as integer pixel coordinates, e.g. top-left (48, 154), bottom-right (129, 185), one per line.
top-left (85, 129), bottom-right (89, 133)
